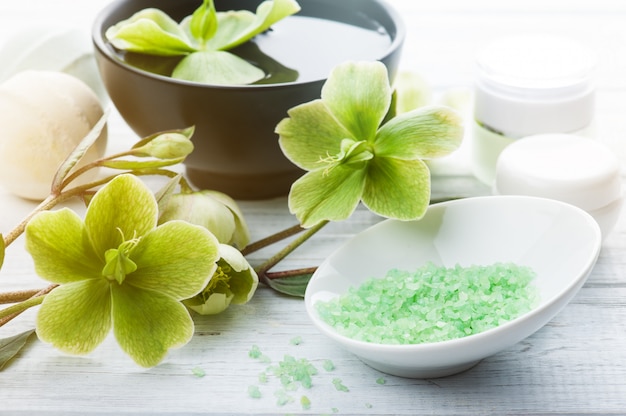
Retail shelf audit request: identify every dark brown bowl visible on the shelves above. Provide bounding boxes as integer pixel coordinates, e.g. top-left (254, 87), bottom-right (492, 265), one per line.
top-left (92, 0), bottom-right (405, 199)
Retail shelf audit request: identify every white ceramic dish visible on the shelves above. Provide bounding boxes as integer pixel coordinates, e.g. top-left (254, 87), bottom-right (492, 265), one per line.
top-left (305, 196), bottom-right (602, 378)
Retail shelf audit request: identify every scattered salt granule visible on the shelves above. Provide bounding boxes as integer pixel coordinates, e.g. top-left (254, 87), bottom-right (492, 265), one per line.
top-left (274, 389), bottom-right (294, 406)
top-left (315, 262), bottom-right (539, 344)
top-left (270, 354), bottom-right (319, 390)
top-left (248, 344), bottom-right (262, 359)
top-left (247, 385), bottom-right (262, 399)
top-left (301, 395), bottom-right (311, 410)
top-left (332, 378), bottom-right (349, 392)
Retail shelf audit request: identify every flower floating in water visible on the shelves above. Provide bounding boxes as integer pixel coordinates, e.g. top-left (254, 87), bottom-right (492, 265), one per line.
top-left (105, 0), bottom-right (301, 85)
top-left (276, 61), bottom-right (464, 227)
top-left (25, 174), bottom-right (220, 367)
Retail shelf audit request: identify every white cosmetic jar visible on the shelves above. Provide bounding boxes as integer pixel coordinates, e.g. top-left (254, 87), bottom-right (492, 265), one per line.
top-left (471, 33), bottom-right (597, 186)
top-left (494, 134), bottom-right (623, 240)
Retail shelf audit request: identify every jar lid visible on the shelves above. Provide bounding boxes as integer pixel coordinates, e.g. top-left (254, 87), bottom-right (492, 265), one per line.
top-left (494, 134), bottom-right (622, 212)
top-left (474, 34), bottom-right (597, 138)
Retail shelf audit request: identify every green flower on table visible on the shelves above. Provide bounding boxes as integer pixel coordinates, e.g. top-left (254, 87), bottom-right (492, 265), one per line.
top-left (184, 244), bottom-right (259, 315)
top-left (25, 174), bottom-right (220, 367)
top-left (276, 61), bottom-right (464, 227)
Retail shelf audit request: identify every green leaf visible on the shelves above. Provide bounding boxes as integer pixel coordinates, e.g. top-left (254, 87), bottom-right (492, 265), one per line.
top-left (106, 8), bottom-right (197, 56)
top-left (101, 157), bottom-right (185, 170)
top-left (206, 0), bottom-right (301, 51)
top-left (0, 329), bottom-right (35, 371)
top-left (51, 108), bottom-right (109, 192)
top-left (321, 61), bottom-right (391, 142)
top-left (172, 50), bottom-right (265, 85)
top-left (155, 175), bottom-right (183, 221)
top-left (264, 272), bottom-right (313, 297)
top-left (188, 0), bottom-right (218, 45)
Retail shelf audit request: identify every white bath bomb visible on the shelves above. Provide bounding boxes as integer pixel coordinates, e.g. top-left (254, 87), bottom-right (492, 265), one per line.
top-left (0, 70), bottom-right (108, 200)
top-left (0, 26), bottom-right (108, 104)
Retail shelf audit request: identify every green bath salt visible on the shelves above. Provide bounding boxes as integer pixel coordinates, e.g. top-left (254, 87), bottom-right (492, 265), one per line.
top-left (315, 262), bottom-right (539, 344)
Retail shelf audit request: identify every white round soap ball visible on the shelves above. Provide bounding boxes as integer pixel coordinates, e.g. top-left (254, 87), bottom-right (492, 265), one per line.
top-left (0, 26), bottom-right (108, 104)
top-left (0, 70), bottom-right (108, 200)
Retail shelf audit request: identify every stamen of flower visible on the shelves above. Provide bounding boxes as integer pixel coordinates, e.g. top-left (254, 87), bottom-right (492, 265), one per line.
top-left (316, 139), bottom-right (373, 176)
top-left (200, 264), bottom-right (232, 301)
top-left (102, 229), bottom-right (141, 284)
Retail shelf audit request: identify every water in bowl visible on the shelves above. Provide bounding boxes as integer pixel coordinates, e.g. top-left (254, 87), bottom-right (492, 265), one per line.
top-left (115, 14), bottom-right (392, 85)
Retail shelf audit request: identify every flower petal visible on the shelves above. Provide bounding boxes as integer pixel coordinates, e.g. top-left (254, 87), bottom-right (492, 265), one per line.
top-left (202, 0), bottom-right (301, 50)
top-left (172, 51), bottom-right (265, 85)
top-left (202, 190), bottom-right (251, 248)
top-left (25, 208), bottom-right (101, 284)
top-left (184, 292), bottom-right (233, 316)
top-left (85, 174), bottom-right (158, 257)
top-left (36, 279), bottom-right (112, 355)
top-left (105, 8), bottom-right (196, 56)
top-left (321, 61), bottom-right (391, 141)
top-left (158, 192), bottom-right (237, 245)
top-left (374, 106), bottom-right (464, 159)
top-left (111, 284), bottom-right (194, 367)
top-left (361, 157), bottom-right (431, 220)
top-left (218, 244), bottom-right (258, 304)
top-left (277, 100), bottom-right (353, 171)
top-left (127, 220), bottom-right (219, 300)
top-left (289, 165), bottom-right (365, 228)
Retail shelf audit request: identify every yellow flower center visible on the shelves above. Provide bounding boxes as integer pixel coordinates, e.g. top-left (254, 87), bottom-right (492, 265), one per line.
top-left (318, 138), bottom-right (374, 175)
top-left (102, 229), bottom-right (141, 284)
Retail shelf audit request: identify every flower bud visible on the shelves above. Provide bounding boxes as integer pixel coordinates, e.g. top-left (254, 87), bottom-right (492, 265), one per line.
top-left (135, 132), bottom-right (194, 159)
top-left (158, 190), bottom-right (250, 248)
top-left (184, 244), bottom-right (258, 315)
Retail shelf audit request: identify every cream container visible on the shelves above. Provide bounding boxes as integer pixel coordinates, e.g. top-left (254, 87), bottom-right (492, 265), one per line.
top-left (494, 134), bottom-right (623, 240)
top-left (471, 33), bottom-right (597, 186)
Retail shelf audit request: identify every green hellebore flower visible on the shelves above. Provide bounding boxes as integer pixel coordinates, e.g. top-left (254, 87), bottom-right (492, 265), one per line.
top-left (105, 0), bottom-right (301, 85)
top-left (25, 174), bottom-right (220, 367)
top-left (158, 190), bottom-right (250, 249)
top-left (276, 61), bottom-right (464, 228)
top-left (184, 244), bottom-right (259, 315)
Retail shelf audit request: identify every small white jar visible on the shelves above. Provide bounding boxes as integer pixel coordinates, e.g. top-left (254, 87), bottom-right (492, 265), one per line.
top-left (494, 134), bottom-right (623, 240)
top-left (471, 33), bottom-right (597, 186)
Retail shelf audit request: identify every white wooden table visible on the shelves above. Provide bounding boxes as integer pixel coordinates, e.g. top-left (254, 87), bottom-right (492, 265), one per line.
top-left (1, 1), bottom-right (626, 414)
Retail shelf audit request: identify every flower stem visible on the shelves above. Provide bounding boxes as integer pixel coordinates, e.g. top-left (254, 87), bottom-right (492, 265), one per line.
top-left (254, 220), bottom-right (328, 284)
top-left (2, 194), bottom-right (63, 248)
top-left (59, 150), bottom-right (135, 190)
top-left (241, 223), bottom-right (305, 256)
top-left (0, 289), bottom-right (41, 304)
top-left (265, 267), bottom-right (317, 280)
top-left (0, 284), bottom-right (56, 327)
